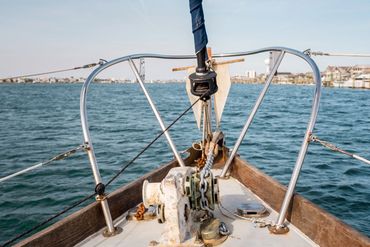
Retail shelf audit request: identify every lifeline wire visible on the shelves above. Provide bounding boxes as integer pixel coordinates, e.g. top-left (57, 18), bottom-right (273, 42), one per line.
top-left (0, 144), bottom-right (87, 183)
top-left (1, 94), bottom-right (204, 247)
top-left (311, 51), bottom-right (370, 57)
top-left (0, 60), bottom-right (105, 81)
top-left (304, 49), bottom-right (370, 58)
top-left (310, 135), bottom-right (370, 165)
top-left (1, 193), bottom-right (96, 247)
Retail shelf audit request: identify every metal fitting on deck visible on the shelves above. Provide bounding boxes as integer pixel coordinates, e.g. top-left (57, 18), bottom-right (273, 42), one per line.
top-left (268, 224), bottom-right (290, 234)
top-left (95, 194), bottom-right (107, 202)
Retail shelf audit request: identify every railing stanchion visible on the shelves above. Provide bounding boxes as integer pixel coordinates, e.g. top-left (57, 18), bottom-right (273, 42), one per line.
top-left (274, 52), bottom-right (322, 231)
top-left (129, 59), bottom-right (186, 167)
top-left (80, 72), bottom-right (117, 236)
top-left (78, 47), bottom-right (322, 235)
top-left (220, 51), bottom-right (285, 178)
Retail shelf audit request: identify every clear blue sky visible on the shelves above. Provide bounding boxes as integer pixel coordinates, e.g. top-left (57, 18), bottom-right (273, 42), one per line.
top-left (1, 0), bottom-right (369, 79)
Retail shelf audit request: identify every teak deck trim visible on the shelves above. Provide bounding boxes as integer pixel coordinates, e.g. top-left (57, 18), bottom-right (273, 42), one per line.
top-left (16, 154), bottom-right (370, 247)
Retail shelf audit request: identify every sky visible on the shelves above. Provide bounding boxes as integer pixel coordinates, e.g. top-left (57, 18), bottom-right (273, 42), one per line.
top-left (0, 0), bottom-right (369, 80)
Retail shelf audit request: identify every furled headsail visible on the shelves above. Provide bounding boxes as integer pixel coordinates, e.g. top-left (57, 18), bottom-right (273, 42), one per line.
top-left (186, 0), bottom-right (233, 129)
top-left (189, 0), bottom-right (208, 54)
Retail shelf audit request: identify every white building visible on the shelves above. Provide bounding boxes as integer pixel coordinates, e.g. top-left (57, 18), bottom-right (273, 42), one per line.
top-left (245, 70), bottom-right (256, 79)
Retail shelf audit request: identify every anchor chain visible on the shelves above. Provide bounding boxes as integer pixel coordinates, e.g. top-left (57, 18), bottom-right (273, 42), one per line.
top-left (199, 180), bottom-right (210, 211)
top-left (199, 131), bottom-right (224, 211)
top-left (199, 148), bottom-right (214, 211)
top-left (135, 203), bottom-right (146, 221)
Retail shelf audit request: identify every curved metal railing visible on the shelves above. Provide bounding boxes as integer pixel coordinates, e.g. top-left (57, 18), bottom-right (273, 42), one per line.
top-left (79, 47), bottom-right (322, 234)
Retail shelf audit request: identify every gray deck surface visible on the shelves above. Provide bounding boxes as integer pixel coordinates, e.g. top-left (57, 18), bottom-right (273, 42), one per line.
top-left (77, 169), bottom-right (318, 247)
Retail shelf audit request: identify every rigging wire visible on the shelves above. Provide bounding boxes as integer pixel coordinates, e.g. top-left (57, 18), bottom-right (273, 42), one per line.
top-left (311, 52), bottom-right (370, 57)
top-left (1, 94), bottom-right (203, 247)
top-left (310, 135), bottom-right (370, 165)
top-left (0, 144), bottom-right (87, 183)
top-left (0, 59), bottom-right (106, 81)
top-left (304, 49), bottom-right (370, 58)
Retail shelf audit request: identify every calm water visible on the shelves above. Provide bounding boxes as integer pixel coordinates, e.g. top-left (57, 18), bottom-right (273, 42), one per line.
top-left (0, 83), bottom-right (369, 243)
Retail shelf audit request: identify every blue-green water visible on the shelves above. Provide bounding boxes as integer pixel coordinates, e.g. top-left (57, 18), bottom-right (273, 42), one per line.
top-left (0, 83), bottom-right (369, 243)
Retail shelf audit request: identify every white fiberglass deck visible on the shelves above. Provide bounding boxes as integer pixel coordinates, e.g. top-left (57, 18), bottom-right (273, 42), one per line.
top-left (77, 170), bottom-right (318, 247)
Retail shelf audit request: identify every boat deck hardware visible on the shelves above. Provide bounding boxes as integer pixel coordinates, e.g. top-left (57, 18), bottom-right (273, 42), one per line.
top-left (311, 135), bottom-right (370, 165)
top-left (76, 169), bottom-right (319, 247)
top-left (77, 46), bottom-right (322, 238)
top-left (0, 144), bottom-right (87, 183)
top-left (126, 204), bottom-right (157, 221)
top-left (236, 202), bottom-right (269, 218)
top-left (200, 218), bottom-right (229, 245)
top-left (268, 224), bottom-right (290, 235)
top-left (102, 226), bottom-right (123, 238)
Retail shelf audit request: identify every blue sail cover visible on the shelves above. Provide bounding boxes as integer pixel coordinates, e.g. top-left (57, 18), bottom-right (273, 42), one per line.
top-left (189, 0), bottom-right (208, 53)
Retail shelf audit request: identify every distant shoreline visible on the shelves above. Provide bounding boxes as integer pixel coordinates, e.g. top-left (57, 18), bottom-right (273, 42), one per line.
top-left (1, 81), bottom-right (370, 90)
top-left (2, 64), bottom-right (369, 89)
